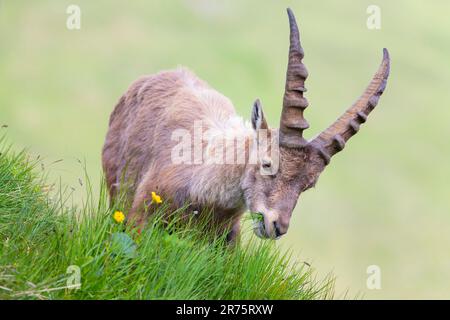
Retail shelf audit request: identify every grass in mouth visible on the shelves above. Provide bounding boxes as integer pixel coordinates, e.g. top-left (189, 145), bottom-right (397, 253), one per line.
top-left (249, 212), bottom-right (264, 222)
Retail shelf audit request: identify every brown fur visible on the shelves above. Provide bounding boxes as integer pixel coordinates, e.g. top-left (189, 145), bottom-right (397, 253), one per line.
top-left (102, 9), bottom-right (389, 241)
top-left (102, 68), bottom-right (328, 241)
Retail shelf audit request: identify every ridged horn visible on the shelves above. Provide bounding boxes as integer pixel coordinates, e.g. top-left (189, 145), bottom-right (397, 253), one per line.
top-left (311, 48), bottom-right (391, 164)
top-left (279, 8), bottom-right (309, 148)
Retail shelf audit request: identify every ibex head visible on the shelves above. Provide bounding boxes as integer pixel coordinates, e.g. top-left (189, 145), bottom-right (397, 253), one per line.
top-left (242, 8), bottom-right (390, 239)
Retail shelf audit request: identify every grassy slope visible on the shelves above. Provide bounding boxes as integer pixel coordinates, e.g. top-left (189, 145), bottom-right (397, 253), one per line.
top-left (0, 142), bottom-right (333, 300)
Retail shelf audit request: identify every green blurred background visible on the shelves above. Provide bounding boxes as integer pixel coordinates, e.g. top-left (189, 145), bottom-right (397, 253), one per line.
top-left (1, 0), bottom-right (449, 299)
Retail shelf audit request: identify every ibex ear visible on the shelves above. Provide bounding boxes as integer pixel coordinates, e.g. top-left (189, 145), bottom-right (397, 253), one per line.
top-left (251, 99), bottom-right (268, 131)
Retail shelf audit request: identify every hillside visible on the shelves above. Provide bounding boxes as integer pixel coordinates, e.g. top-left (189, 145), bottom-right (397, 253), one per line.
top-left (0, 141), bottom-right (333, 299)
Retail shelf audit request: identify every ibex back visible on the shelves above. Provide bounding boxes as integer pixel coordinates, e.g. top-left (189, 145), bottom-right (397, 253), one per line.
top-left (102, 8), bottom-right (390, 241)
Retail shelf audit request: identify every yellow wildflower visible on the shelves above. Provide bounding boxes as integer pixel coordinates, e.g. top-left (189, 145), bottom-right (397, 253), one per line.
top-left (113, 210), bottom-right (125, 223)
top-left (151, 191), bottom-right (163, 204)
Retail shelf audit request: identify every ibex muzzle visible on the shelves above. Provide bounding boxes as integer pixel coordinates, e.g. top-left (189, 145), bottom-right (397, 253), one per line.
top-left (102, 8), bottom-right (390, 241)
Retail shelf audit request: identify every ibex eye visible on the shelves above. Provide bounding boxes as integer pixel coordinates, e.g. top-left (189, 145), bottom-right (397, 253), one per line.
top-left (261, 159), bottom-right (272, 169)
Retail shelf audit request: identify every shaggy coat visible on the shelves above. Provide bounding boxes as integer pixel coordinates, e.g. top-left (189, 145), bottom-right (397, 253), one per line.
top-left (102, 68), bottom-right (254, 238)
top-left (102, 8), bottom-right (390, 241)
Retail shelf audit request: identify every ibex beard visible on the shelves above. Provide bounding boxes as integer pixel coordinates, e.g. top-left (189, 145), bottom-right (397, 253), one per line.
top-left (102, 8), bottom-right (390, 242)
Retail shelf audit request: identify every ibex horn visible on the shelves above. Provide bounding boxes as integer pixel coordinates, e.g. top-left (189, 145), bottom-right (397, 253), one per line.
top-left (279, 8), bottom-right (310, 148)
top-left (311, 48), bottom-right (390, 164)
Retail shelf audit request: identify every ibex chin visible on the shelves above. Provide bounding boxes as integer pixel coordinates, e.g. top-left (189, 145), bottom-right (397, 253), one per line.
top-left (102, 8), bottom-right (390, 241)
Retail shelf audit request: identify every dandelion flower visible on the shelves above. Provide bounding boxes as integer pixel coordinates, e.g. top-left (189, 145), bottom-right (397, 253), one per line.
top-left (113, 210), bottom-right (125, 224)
top-left (151, 191), bottom-right (163, 204)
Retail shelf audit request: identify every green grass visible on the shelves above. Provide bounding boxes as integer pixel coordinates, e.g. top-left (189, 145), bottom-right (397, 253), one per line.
top-left (0, 140), bottom-right (333, 300)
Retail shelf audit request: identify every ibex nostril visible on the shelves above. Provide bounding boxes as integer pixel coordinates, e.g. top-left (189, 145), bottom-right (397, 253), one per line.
top-left (274, 221), bottom-right (282, 238)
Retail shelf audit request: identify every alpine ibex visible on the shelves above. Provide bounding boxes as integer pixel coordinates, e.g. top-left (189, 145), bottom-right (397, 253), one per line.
top-left (102, 8), bottom-right (390, 241)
